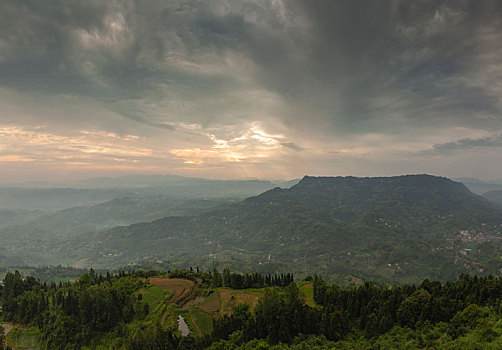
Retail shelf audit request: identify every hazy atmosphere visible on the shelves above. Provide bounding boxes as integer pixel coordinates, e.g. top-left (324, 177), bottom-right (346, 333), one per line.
top-left (2, 2), bottom-right (502, 348)
top-left (1, 0), bottom-right (502, 182)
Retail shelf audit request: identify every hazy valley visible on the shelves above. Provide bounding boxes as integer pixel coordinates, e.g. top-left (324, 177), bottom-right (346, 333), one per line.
top-left (1, 174), bottom-right (501, 285)
top-left (2, 2), bottom-right (502, 347)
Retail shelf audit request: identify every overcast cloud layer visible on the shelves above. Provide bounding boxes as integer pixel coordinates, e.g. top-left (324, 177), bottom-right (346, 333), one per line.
top-left (1, 0), bottom-right (501, 182)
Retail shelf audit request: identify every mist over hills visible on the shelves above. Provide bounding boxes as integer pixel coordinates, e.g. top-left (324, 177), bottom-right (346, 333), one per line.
top-left (0, 174), bottom-right (285, 240)
top-left (1, 174), bottom-right (501, 283)
top-left (0, 188), bottom-right (130, 212)
top-left (0, 174), bottom-right (284, 211)
top-left (0, 175), bottom-right (286, 267)
top-left (58, 174), bottom-right (502, 283)
top-left (453, 178), bottom-right (502, 195)
top-left (2, 174), bottom-right (282, 191)
top-left (0, 196), bottom-right (233, 242)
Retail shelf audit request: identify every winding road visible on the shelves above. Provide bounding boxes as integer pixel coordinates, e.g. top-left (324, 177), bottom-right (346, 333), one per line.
top-left (1, 323), bottom-right (14, 348)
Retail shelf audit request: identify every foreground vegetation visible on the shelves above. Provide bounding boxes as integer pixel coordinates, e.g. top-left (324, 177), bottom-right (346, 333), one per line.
top-left (0, 268), bottom-right (501, 349)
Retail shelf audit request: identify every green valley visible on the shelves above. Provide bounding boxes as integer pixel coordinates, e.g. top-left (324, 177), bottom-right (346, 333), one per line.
top-left (61, 175), bottom-right (502, 284)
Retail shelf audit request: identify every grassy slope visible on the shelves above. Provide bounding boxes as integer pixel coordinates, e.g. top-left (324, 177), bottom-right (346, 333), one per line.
top-left (189, 308), bottom-right (213, 335)
top-left (5, 326), bottom-right (40, 350)
top-left (298, 281), bottom-right (314, 306)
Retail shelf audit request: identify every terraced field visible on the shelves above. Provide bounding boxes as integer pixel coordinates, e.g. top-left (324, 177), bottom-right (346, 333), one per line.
top-left (149, 277), bottom-right (195, 305)
top-left (1, 272), bottom-right (314, 345)
top-left (216, 288), bottom-right (263, 315)
top-left (197, 292), bottom-right (220, 314)
top-left (141, 278), bottom-right (270, 336)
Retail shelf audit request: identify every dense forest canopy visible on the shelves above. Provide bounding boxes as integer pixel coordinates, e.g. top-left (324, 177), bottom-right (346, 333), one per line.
top-left (1, 268), bottom-right (501, 349)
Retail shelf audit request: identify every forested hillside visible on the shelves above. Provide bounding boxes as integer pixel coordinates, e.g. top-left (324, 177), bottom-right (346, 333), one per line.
top-left (1, 268), bottom-right (501, 349)
top-left (78, 175), bottom-right (502, 283)
top-left (483, 190), bottom-right (502, 205)
top-left (2, 175), bottom-right (501, 283)
top-left (0, 175), bottom-right (280, 267)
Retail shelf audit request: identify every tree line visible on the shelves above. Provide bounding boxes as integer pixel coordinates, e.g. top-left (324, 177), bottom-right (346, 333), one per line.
top-left (1, 268), bottom-right (501, 349)
top-left (0, 269), bottom-right (150, 348)
top-left (313, 273), bottom-right (502, 339)
top-left (207, 273), bottom-right (502, 348)
top-left (210, 268), bottom-right (293, 289)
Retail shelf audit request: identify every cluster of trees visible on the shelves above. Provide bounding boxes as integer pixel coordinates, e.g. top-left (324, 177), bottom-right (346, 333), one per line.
top-left (0, 265), bottom-right (94, 283)
top-left (209, 274), bottom-right (502, 348)
top-left (1, 268), bottom-right (501, 349)
top-left (0, 269), bottom-right (149, 348)
top-left (0, 271), bottom-right (40, 321)
top-left (28, 266), bottom-right (95, 282)
top-left (210, 283), bottom-right (348, 345)
top-left (314, 273), bottom-right (502, 338)
top-left (210, 268), bottom-right (294, 289)
top-left (210, 281), bottom-right (362, 346)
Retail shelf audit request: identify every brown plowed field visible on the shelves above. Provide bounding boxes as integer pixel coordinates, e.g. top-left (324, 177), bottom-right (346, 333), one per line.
top-left (149, 278), bottom-right (195, 305)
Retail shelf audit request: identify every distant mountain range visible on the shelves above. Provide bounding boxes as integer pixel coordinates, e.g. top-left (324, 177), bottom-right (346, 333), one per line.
top-left (0, 175), bottom-right (289, 267)
top-left (60, 174), bottom-right (501, 283)
top-left (0, 175), bottom-right (288, 211)
top-left (453, 177), bottom-right (502, 195)
top-left (2, 174), bottom-right (294, 190)
top-left (1, 174), bottom-right (501, 283)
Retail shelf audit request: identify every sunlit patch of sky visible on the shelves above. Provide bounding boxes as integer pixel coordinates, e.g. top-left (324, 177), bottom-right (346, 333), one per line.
top-left (0, 0), bottom-right (501, 182)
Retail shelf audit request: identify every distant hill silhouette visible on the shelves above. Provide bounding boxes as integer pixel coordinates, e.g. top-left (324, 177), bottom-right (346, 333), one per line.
top-left (77, 175), bottom-right (501, 283)
top-left (483, 190), bottom-right (502, 205)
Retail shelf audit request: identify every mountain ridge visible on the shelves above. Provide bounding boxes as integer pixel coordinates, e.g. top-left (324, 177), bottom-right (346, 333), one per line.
top-left (69, 174), bottom-right (502, 283)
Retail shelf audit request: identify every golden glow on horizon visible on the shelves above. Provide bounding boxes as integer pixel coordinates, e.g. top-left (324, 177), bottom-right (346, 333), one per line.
top-left (0, 125), bottom-right (154, 163)
top-left (169, 123), bottom-right (284, 166)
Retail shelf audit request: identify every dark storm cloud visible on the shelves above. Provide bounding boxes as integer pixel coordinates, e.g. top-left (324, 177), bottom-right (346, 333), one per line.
top-left (274, 0), bottom-right (502, 134)
top-left (0, 0), bottom-right (501, 180)
top-left (431, 134), bottom-right (502, 153)
top-left (2, 1), bottom-right (500, 128)
top-left (0, 0), bottom-right (264, 126)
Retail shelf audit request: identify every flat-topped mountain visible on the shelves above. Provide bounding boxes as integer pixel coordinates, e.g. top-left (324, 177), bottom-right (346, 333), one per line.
top-left (71, 174), bottom-right (501, 283)
top-left (248, 174), bottom-right (498, 221)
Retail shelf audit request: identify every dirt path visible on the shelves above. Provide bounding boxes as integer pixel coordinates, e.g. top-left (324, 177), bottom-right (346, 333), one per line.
top-left (1, 323), bottom-right (14, 336)
top-left (1, 323), bottom-right (16, 349)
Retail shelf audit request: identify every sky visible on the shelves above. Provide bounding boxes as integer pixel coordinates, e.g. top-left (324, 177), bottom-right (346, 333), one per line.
top-left (1, 0), bottom-right (501, 183)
